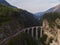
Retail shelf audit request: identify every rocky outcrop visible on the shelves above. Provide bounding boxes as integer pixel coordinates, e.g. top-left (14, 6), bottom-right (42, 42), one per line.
top-left (41, 19), bottom-right (60, 45)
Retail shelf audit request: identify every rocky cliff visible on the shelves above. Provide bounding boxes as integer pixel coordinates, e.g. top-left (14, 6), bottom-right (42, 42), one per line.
top-left (39, 12), bottom-right (60, 45)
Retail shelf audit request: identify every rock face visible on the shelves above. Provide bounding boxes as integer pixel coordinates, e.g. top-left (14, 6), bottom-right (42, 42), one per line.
top-left (42, 20), bottom-right (58, 45)
top-left (41, 13), bottom-right (60, 45)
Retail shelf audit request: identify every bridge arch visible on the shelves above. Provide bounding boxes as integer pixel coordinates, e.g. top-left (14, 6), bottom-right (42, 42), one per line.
top-left (0, 26), bottom-right (43, 45)
top-left (23, 26), bottom-right (43, 40)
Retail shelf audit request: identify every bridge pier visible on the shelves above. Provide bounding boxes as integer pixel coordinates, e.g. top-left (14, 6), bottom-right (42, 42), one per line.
top-left (38, 27), bottom-right (41, 39)
top-left (40, 27), bottom-right (43, 38)
top-left (32, 27), bottom-right (34, 37)
top-left (27, 28), bottom-right (30, 34)
top-left (36, 27), bottom-right (38, 40)
top-left (23, 26), bottom-right (43, 40)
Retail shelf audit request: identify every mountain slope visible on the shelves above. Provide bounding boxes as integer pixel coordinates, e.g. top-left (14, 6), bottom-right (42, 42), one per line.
top-left (0, 3), bottom-right (39, 42)
top-left (35, 4), bottom-right (60, 19)
top-left (37, 4), bottom-right (60, 45)
top-left (0, 0), bottom-right (39, 45)
top-left (35, 12), bottom-right (44, 19)
top-left (0, 0), bottom-right (15, 7)
top-left (41, 12), bottom-right (60, 27)
top-left (40, 4), bottom-right (60, 27)
top-left (46, 4), bottom-right (60, 13)
top-left (39, 12), bottom-right (60, 45)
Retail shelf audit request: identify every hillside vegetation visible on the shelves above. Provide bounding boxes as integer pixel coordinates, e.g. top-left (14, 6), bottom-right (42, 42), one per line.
top-left (0, 4), bottom-right (39, 27)
top-left (41, 12), bottom-right (60, 28)
top-left (0, 3), bottom-right (39, 45)
top-left (4, 33), bottom-right (38, 45)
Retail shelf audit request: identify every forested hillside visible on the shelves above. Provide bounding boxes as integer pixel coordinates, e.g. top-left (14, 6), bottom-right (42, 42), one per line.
top-left (0, 3), bottom-right (39, 45)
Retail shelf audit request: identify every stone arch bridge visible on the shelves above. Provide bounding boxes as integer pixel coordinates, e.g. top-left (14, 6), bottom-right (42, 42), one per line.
top-left (0, 26), bottom-right (43, 45)
top-left (23, 26), bottom-right (43, 40)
